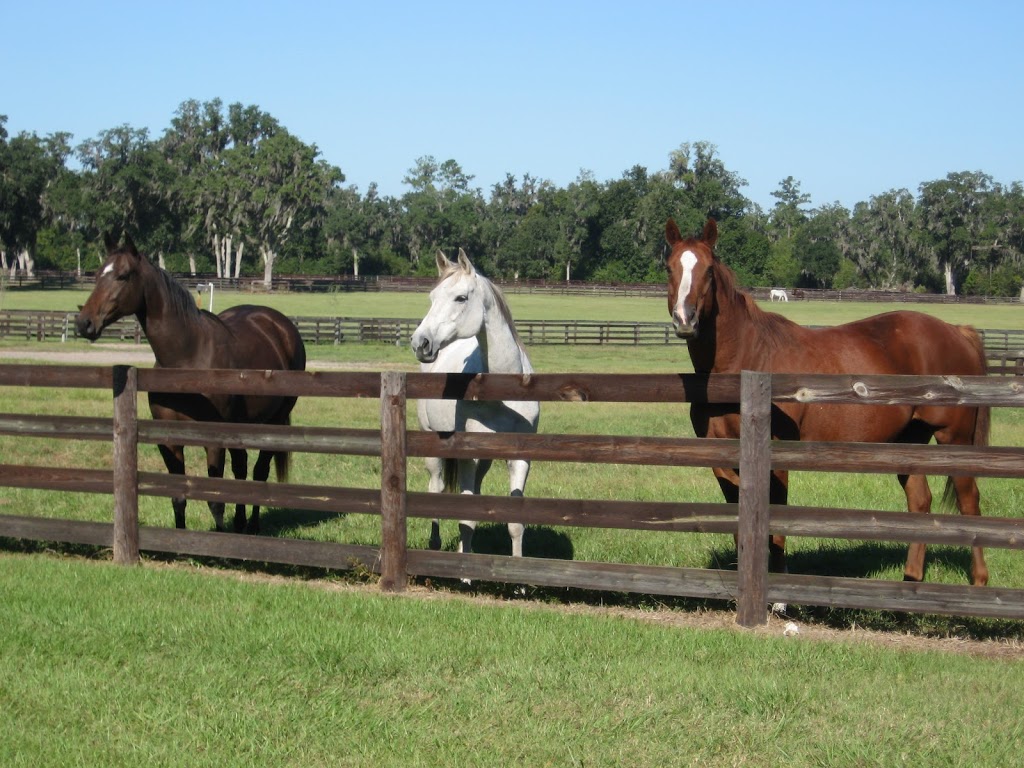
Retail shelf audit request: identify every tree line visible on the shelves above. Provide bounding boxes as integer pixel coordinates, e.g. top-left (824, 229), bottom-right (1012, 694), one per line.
top-left (2, 98), bottom-right (1022, 296)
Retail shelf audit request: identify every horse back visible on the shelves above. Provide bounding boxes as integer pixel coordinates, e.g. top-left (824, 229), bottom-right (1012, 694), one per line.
top-left (217, 305), bottom-right (306, 373)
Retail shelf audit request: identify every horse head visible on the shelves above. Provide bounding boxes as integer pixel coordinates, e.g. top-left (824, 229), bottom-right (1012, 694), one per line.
top-left (411, 248), bottom-right (486, 363)
top-left (665, 218), bottom-right (718, 339)
top-left (75, 233), bottom-right (146, 341)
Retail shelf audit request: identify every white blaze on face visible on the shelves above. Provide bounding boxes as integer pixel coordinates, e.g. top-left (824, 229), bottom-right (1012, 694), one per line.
top-left (674, 249), bottom-right (698, 324)
top-left (101, 263), bottom-right (115, 278)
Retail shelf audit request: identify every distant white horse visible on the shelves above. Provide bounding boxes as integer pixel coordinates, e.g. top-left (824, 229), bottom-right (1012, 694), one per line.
top-left (411, 248), bottom-right (540, 558)
top-left (769, 288), bottom-right (789, 302)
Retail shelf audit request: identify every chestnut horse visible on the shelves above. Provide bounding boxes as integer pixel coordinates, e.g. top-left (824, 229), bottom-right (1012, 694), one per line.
top-left (76, 234), bottom-right (306, 534)
top-left (665, 218), bottom-right (990, 587)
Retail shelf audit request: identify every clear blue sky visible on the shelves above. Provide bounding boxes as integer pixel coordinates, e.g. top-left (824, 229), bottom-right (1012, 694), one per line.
top-left (3, 0), bottom-right (1022, 211)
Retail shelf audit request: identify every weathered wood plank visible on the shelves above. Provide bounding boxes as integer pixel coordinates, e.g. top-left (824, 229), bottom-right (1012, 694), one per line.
top-left (768, 572), bottom-right (1024, 620)
top-left (379, 371), bottom-right (408, 592)
top-left (772, 373), bottom-right (1024, 407)
top-left (112, 366), bottom-right (139, 565)
top-left (0, 413), bottom-right (112, 440)
top-left (405, 549), bottom-right (738, 600)
top-left (771, 441), bottom-right (1024, 478)
top-left (737, 371), bottom-right (771, 627)
top-left (0, 513), bottom-right (113, 546)
top-left (405, 492), bottom-right (737, 533)
top-left (407, 430), bottom-right (739, 466)
top-left (138, 420), bottom-right (381, 456)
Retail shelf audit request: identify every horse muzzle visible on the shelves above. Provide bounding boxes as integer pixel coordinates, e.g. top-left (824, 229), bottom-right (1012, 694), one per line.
top-left (411, 333), bottom-right (438, 363)
top-left (672, 309), bottom-right (698, 339)
top-left (75, 312), bottom-right (104, 341)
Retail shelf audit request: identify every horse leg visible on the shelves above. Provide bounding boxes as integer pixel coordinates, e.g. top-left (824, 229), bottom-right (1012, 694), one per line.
top-left (205, 446), bottom-right (227, 531)
top-left (228, 448), bottom-right (248, 533)
top-left (715, 467), bottom-right (788, 570)
top-left (157, 443), bottom-right (188, 529)
top-left (457, 459), bottom-right (488, 555)
top-left (716, 466), bottom-right (789, 613)
top-left (425, 457), bottom-right (445, 550)
top-left (950, 475), bottom-right (989, 586)
top-left (899, 473), bottom-right (931, 582)
top-left (246, 450), bottom-right (276, 536)
top-left (506, 458), bottom-right (530, 558)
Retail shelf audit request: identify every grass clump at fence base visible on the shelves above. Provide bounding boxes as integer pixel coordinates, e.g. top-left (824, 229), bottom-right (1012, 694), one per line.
top-left (2, 553), bottom-right (1024, 768)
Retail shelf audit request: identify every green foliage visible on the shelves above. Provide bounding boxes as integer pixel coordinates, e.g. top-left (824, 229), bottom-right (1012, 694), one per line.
top-left (6, 108), bottom-right (1024, 298)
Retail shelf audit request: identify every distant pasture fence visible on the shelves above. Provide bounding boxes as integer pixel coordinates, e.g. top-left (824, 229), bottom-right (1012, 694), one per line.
top-left (15, 270), bottom-right (1024, 303)
top-left (0, 365), bottom-right (1022, 627)
top-left (2, 310), bottom-right (1023, 375)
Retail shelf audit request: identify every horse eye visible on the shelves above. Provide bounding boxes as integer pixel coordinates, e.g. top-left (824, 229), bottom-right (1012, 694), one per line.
top-left (455, 295), bottom-right (468, 303)
top-left (115, 273), bottom-right (130, 282)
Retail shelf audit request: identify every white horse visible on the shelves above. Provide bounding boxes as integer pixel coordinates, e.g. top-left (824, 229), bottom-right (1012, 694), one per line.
top-left (769, 288), bottom-right (789, 302)
top-left (411, 248), bottom-right (540, 558)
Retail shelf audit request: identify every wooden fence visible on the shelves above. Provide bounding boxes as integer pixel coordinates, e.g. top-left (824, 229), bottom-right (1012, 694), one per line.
top-left (2, 309), bottom-right (1024, 374)
top-left (0, 364), bottom-right (1023, 626)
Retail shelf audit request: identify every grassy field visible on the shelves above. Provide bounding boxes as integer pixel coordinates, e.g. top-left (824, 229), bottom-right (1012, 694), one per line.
top-left (2, 554), bottom-right (1024, 768)
top-left (3, 283), bottom-right (1024, 329)
top-left (1, 293), bottom-right (1023, 639)
top-left (2, 290), bottom-right (1024, 765)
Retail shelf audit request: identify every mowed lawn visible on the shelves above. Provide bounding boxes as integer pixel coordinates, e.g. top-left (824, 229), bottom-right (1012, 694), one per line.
top-left (2, 287), bottom-right (1024, 765)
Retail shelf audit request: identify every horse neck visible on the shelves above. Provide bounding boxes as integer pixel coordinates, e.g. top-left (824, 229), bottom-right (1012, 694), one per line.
top-left (477, 286), bottom-right (525, 374)
top-left (137, 261), bottom-right (208, 366)
top-left (689, 270), bottom-right (764, 374)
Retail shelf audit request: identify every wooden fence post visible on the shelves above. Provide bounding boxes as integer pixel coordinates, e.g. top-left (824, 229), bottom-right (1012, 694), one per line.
top-left (379, 371), bottom-right (408, 591)
top-left (112, 365), bottom-right (140, 565)
top-left (736, 370), bottom-right (772, 627)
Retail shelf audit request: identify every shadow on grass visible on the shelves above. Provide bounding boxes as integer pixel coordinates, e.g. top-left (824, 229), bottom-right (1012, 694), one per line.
top-left (4, 525), bottom-right (1021, 644)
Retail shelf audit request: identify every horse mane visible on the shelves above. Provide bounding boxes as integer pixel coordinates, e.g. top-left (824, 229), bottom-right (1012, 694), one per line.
top-left (437, 262), bottom-right (528, 356)
top-left (709, 250), bottom-right (797, 350)
top-left (150, 257), bottom-right (206, 323)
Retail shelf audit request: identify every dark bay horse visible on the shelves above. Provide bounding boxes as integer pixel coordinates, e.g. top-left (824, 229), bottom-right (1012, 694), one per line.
top-left (665, 218), bottom-right (990, 587)
top-left (76, 234), bottom-right (306, 534)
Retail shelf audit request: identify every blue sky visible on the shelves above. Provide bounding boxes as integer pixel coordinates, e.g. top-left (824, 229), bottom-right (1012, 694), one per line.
top-left (3, 1), bottom-right (1022, 211)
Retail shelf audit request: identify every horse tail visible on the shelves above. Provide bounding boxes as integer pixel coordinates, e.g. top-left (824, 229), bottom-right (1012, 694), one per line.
top-left (275, 451), bottom-right (290, 483)
top-left (441, 457), bottom-right (460, 493)
top-left (274, 413), bottom-right (292, 483)
top-left (941, 325), bottom-right (990, 509)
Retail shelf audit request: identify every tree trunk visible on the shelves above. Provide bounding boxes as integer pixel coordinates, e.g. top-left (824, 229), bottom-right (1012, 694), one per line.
top-left (76, 248), bottom-right (82, 277)
top-left (944, 261), bottom-right (956, 296)
top-left (188, 253), bottom-right (197, 275)
top-left (16, 248), bottom-right (34, 277)
top-left (352, 247), bottom-right (359, 278)
top-left (212, 234), bottom-right (222, 279)
top-left (234, 241), bottom-right (244, 279)
top-left (261, 245), bottom-right (275, 289)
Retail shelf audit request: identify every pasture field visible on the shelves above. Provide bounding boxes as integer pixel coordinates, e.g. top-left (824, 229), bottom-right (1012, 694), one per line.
top-left (3, 553), bottom-right (1024, 768)
top-left (2, 284), bottom-right (1024, 328)
top-left (2, 292), bottom-right (1024, 765)
top-left (1, 303), bottom-right (1023, 642)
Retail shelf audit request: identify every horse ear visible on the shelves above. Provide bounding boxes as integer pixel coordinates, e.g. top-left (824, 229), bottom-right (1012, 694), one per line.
top-left (103, 232), bottom-right (118, 252)
top-left (123, 233), bottom-right (140, 256)
top-left (665, 219), bottom-right (683, 247)
top-left (702, 218), bottom-right (718, 249)
top-left (457, 248), bottom-right (474, 274)
top-left (435, 249), bottom-right (452, 275)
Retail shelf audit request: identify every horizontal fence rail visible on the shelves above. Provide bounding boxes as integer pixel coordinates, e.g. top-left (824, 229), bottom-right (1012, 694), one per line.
top-left (1, 309), bottom-right (1023, 375)
top-left (0, 365), bottom-right (1023, 627)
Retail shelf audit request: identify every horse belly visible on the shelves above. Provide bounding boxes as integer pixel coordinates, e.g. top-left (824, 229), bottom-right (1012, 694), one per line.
top-left (794, 403), bottom-right (913, 443)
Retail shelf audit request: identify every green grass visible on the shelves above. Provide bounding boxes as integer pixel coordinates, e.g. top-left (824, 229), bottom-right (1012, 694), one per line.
top-left (4, 284), bottom-right (1024, 328)
top-left (1, 339), bottom-right (1022, 640)
top-left (2, 553), bottom-right (1023, 768)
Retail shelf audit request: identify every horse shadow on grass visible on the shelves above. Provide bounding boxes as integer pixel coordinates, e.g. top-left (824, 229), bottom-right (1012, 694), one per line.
top-left (705, 540), bottom-right (976, 583)
top-left (257, 507), bottom-right (346, 536)
top-left (438, 522), bottom-right (575, 560)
